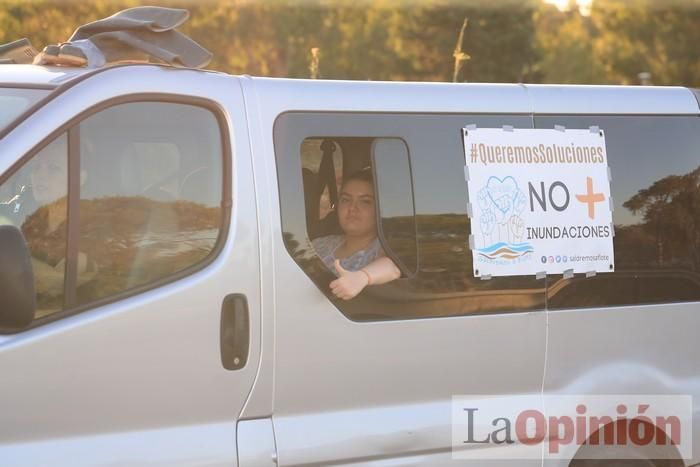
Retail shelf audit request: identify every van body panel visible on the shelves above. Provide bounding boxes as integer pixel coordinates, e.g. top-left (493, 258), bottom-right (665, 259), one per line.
top-left (237, 75), bottom-right (275, 421)
top-left (270, 253), bottom-right (545, 466)
top-left (272, 400), bottom-right (535, 466)
top-left (0, 421), bottom-right (240, 467)
top-left (526, 84), bottom-right (699, 115)
top-left (249, 77), bottom-right (531, 114)
top-left (0, 66), bottom-right (260, 465)
top-left (0, 64), bottom-right (89, 87)
top-left (542, 303), bottom-right (699, 465)
top-left (237, 418), bottom-right (277, 465)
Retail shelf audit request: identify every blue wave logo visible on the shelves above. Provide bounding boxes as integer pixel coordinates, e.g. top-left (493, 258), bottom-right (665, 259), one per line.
top-left (477, 242), bottom-right (534, 260)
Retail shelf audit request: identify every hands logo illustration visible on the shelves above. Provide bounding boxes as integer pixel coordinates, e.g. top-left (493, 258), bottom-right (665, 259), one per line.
top-left (477, 176), bottom-right (527, 247)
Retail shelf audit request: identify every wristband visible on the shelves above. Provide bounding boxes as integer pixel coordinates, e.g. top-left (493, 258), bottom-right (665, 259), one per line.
top-left (360, 268), bottom-right (372, 286)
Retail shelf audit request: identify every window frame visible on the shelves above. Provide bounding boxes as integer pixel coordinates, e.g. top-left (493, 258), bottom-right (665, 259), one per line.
top-left (274, 114), bottom-right (420, 283)
top-left (369, 137), bottom-right (419, 277)
top-left (299, 134), bottom-right (419, 276)
top-left (0, 63), bottom-right (143, 142)
top-left (0, 93), bottom-right (232, 333)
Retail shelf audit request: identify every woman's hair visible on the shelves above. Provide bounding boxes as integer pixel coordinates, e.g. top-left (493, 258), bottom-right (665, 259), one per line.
top-left (342, 166), bottom-right (373, 188)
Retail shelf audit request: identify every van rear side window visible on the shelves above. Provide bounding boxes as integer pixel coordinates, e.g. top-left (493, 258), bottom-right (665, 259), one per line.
top-left (536, 115), bottom-right (700, 309)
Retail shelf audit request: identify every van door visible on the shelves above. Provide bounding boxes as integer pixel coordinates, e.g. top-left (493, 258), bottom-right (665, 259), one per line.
top-left (0, 67), bottom-right (261, 466)
top-left (269, 110), bottom-right (546, 466)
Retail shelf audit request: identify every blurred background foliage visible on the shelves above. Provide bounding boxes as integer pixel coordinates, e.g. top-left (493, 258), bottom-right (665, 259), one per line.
top-left (0, 0), bottom-right (698, 86)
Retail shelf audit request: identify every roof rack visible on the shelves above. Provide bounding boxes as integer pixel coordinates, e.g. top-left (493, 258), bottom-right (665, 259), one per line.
top-left (0, 6), bottom-right (211, 69)
top-left (0, 38), bottom-right (39, 65)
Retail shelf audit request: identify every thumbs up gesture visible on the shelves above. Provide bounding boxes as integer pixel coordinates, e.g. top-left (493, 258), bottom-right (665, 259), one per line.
top-left (330, 259), bottom-right (370, 300)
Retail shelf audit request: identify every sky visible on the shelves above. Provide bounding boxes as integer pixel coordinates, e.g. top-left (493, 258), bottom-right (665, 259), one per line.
top-left (544, 0), bottom-right (593, 14)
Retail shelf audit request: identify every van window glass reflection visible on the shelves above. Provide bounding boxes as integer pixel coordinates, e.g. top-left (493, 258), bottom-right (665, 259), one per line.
top-left (278, 116), bottom-right (543, 321)
top-left (74, 102), bottom-right (223, 305)
top-left (538, 115), bottom-right (700, 308)
top-left (0, 135), bottom-right (69, 317)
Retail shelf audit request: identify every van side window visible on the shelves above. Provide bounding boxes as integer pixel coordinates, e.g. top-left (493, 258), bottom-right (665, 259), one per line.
top-left (75, 102), bottom-right (224, 306)
top-left (535, 115), bottom-right (700, 308)
top-left (0, 134), bottom-right (69, 318)
top-left (274, 112), bottom-right (545, 321)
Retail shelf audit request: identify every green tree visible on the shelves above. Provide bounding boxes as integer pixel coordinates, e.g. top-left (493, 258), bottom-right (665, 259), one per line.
top-left (533, 2), bottom-right (606, 83)
top-left (397, 1), bottom-right (540, 82)
top-left (0, 0), bottom-right (140, 54)
top-left (624, 167), bottom-right (700, 268)
top-left (1, 0), bottom-right (697, 85)
top-left (590, 0), bottom-right (700, 86)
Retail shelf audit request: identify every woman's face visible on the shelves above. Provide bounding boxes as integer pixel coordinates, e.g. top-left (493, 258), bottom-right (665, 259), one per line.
top-left (30, 140), bottom-right (67, 205)
top-left (337, 179), bottom-right (376, 238)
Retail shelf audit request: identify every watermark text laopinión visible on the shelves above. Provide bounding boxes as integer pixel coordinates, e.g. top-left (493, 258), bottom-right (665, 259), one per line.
top-left (451, 394), bottom-right (691, 460)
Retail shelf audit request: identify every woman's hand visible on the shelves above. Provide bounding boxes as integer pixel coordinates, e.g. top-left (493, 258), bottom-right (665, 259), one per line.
top-left (330, 259), bottom-right (370, 300)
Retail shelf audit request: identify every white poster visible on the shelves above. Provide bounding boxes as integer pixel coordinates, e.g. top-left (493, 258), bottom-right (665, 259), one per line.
top-left (463, 127), bottom-right (615, 278)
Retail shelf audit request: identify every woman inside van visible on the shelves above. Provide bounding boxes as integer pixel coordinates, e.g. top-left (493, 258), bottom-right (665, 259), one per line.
top-left (312, 168), bottom-right (401, 300)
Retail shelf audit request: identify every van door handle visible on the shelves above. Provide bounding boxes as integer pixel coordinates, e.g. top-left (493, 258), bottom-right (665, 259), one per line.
top-left (220, 293), bottom-right (249, 370)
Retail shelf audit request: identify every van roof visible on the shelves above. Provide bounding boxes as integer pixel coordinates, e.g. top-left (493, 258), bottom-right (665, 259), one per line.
top-left (246, 76), bottom-right (700, 115)
top-left (1, 63), bottom-right (698, 115)
top-left (0, 64), bottom-right (91, 88)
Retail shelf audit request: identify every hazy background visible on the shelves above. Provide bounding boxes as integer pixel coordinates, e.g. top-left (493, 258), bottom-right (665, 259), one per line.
top-left (1, 0), bottom-right (698, 86)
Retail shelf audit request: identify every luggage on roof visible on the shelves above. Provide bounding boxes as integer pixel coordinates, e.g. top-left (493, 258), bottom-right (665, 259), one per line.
top-left (0, 6), bottom-right (212, 69)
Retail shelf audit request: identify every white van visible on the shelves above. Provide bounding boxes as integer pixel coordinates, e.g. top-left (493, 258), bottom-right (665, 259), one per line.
top-left (0, 62), bottom-right (698, 467)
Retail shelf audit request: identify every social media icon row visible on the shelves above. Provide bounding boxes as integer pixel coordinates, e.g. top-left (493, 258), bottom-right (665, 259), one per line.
top-left (541, 255), bottom-right (569, 264)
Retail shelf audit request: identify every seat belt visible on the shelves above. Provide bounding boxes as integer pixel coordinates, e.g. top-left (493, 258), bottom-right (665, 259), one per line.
top-left (317, 139), bottom-right (339, 214)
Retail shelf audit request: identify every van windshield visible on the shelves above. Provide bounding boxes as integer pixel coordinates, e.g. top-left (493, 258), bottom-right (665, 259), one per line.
top-left (0, 87), bottom-right (49, 134)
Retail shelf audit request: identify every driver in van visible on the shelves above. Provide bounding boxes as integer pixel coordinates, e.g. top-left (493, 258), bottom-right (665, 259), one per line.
top-left (312, 168), bottom-right (401, 300)
top-left (17, 136), bottom-right (95, 305)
